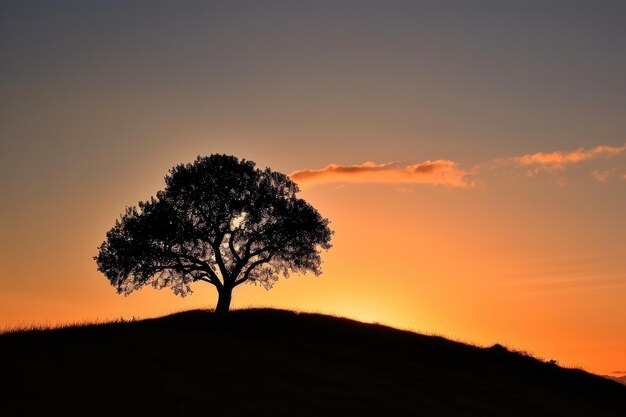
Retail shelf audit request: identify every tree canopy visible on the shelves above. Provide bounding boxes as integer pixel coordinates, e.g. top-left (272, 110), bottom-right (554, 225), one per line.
top-left (95, 154), bottom-right (333, 314)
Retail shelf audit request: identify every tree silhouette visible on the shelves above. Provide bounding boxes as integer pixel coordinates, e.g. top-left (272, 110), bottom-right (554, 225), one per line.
top-left (95, 154), bottom-right (333, 315)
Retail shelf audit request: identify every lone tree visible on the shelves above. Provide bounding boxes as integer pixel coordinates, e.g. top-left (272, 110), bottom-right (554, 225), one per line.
top-left (95, 154), bottom-right (333, 315)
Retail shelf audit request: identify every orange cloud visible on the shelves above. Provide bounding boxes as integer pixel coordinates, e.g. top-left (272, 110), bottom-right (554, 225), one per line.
top-left (292, 144), bottom-right (624, 189)
top-left (290, 161), bottom-right (395, 182)
top-left (516, 144), bottom-right (625, 171)
top-left (291, 160), bottom-right (472, 188)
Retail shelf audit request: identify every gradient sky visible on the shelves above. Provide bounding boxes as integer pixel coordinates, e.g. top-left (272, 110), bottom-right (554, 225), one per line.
top-left (1, 1), bottom-right (625, 376)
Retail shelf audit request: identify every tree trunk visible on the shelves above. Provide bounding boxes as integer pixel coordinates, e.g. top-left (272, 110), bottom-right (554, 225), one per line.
top-left (215, 287), bottom-right (232, 316)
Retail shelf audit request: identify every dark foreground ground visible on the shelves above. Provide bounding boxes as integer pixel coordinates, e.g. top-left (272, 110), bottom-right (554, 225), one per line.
top-left (1, 309), bottom-right (624, 416)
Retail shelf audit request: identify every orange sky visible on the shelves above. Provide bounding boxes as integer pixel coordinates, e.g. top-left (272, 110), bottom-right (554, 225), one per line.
top-left (1, 1), bottom-right (625, 377)
top-left (1, 143), bottom-right (624, 376)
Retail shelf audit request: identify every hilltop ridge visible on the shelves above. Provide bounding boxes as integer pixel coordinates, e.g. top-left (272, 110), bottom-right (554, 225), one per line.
top-left (1, 309), bottom-right (624, 416)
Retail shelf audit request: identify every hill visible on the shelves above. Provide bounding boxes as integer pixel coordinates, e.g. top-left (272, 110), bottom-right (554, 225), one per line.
top-left (1, 309), bottom-right (624, 416)
top-left (608, 375), bottom-right (626, 385)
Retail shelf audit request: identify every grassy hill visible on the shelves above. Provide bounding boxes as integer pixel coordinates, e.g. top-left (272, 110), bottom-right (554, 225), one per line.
top-left (1, 309), bottom-right (624, 416)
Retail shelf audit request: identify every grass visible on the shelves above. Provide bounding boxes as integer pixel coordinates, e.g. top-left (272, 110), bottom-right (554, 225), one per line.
top-left (1, 308), bottom-right (624, 416)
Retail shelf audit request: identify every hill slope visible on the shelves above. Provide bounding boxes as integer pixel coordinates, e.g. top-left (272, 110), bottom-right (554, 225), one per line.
top-left (607, 375), bottom-right (626, 385)
top-left (1, 309), bottom-right (624, 416)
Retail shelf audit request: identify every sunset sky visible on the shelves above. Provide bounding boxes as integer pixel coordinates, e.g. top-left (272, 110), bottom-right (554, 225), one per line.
top-left (1, 1), bottom-right (625, 376)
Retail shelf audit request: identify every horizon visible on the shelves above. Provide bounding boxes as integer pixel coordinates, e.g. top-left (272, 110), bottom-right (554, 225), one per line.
top-left (1, 1), bottom-right (625, 377)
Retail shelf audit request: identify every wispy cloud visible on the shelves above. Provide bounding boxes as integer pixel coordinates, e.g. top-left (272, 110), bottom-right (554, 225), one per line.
top-left (514, 144), bottom-right (625, 173)
top-left (591, 170), bottom-right (611, 183)
top-left (503, 268), bottom-right (626, 294)
top-left (292, 143), bottom-right (624, 190)
top-left (291, 160), bottom-right (472, 188)
top-left (291, 161), bottom-right (395, 182)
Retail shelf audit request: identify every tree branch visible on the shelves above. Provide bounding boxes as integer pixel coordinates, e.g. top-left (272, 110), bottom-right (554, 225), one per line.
top-left (230, 241), bottom-right (274, 283)
top-left (174, 253), bottom-right (223, 288)
top-left (233, 254), bottom-right (274, 287)
top-left (248, 245), bottom-right (276, 258)
top-left (227, 230), bottom-right (241, 262)
top-left (243, 234), bottom-right (261, 257)
top-left (192, 274), bottom-right (214, 285)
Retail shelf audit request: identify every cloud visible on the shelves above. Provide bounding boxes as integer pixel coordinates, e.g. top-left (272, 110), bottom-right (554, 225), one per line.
top-left (290, 161), bottom-right (395, 182)
top-left (291, 143), bottom-right (624, 190)
top-left (515, 144), bottom-right (625, 173)
top-left (590, 170), bottom-right (610, 183)
top-left (291, 160), bottom-right (472, 188)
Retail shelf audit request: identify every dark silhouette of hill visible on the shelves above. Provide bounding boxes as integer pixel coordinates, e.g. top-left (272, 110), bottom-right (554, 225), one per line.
top-left (1, 309), bottom-right (624, 416)
top-left (607, 375), bottom-right (626, 385)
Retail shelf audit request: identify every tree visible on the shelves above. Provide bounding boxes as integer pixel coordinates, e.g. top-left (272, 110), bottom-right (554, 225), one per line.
top-left (95, 154), bottom-right (333, 315)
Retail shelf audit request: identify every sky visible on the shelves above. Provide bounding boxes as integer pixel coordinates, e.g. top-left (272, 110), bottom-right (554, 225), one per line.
top-left (1, 1), bottom-right (625, 376)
